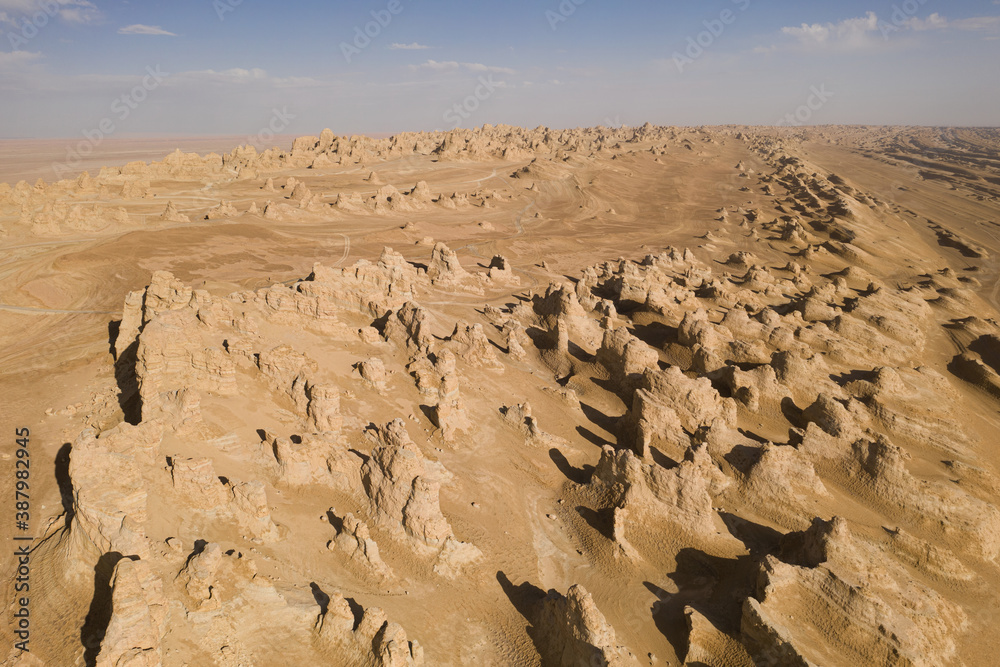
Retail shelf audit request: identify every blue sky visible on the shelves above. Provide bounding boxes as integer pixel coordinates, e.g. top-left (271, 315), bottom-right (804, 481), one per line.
top-left (0, 0), bottom-right (998, 138)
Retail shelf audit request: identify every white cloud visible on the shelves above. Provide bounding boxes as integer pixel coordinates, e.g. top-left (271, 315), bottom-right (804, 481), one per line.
top-left (781, 12), bottom-right (881, 50)
top-left (0, 49), bottom-right (40, 66)
top-left (0, 0), bottom-right (98, 25)
top-left (178, 67), bottom-right (269, 82)
top-left (906, 13), bottom-right (1000, 32)
top-left (417, 59), bottom-right (458, 71)
top-left (389, 42), bottom-right (429, 50)
top-left (902, 13), bottom-right (948, 31)
top-left (777, 11), bottom-right (1000, 51)
top-left (118, 24), bottom-right (177, 36)
top-left (171, 67), bottom-right (322, 88)
top-left (414, 59), bottom-right (515, 75)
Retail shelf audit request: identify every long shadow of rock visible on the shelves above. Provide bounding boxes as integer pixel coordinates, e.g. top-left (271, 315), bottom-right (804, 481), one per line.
top-left (310, 582), bottom-right (330, 615)
top-left (630, 321), bottom-right (677, 349)
top-left (575, 425), bottom-right (613, 449)
top-left (81, 552), bottom-right (131, 666)
top-left (575, 505), bottom-right (615, 542)
top-left (55, 442), bottom-right (75, 520)
top-left (720, 512), bottom-right (783, 557)
top-left (779, 397), bottom-right (805, 429)
top-left (549, 448), bottom-right (593, 484)
top-left (110, 321), bottom-right (142, 425)
top-left (970, 335), bottom-right (1000, 373)
top-left (646, 548), bottom-right (760, 661)
top-left (579, 401), bottom-right (621, 436)
top-left (496, 571), bottom-right (547, 658)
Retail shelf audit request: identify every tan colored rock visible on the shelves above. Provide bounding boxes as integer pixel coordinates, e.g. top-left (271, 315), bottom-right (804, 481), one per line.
top-left (95, 559), bottom-right (167, 667)
top-left (316, 595), bottom-right (424, 666)
top-left (358, 358), bottom-right (389, 392)
top-left (432, 372), bottom-right (472, 441)
top-left (362, 420), bottom-right (453, 547)
top-left (685, 606), bottom-right (754, 666)
top-left (487, 255), bottom-right (520, 285)
top-left (432, 537), bottom-right (483, 579)
top-left (69, 425), bottom-right (160, 560)
top-left (307, 384), bottom-right (342, 434)
top-left (626, 366), bottom-right (737, 458)
top-left (176, 542), bottom-right (224, 606)
top-left (449, 322), bottom-right (503, 371)
top-left (159, 201), bottom-right (190, 223)
top-left (536, 584), bottom-right (636, 666)
top-left (426, 242), bottom-right (469, 285)
top-left (229, 480), bottom-right (280, 542)
top-left (331, 513), bottom-right (393, 579)
top-left (743, 517), bottom-right (967, 667)
top-left (591, 443), bottom-right (730, 551)
top-left (596, 327), bottom-right (659, 391)
top-left (169, 457), bottom-right (228, 510)
top-left (743, 444), bottom-right (830, 528)
top-left (205, 200), bottom-right (239, 219)
top-left (384, 301), bottom-right (434, 352)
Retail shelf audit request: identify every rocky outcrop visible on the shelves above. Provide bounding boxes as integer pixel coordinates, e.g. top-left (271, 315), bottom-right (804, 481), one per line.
top-left (316, 595), bottom-right (424, 666)
top-left (307, 384), bottom-right (343, 435)
top-left (384, 302), bottom-right (434, 352)
top-left (68, 424), bottom-right (160, 561)
top-left (487, 255), bottom-right (520, 285)
top-left (596, 327), bottom-right (659, 392)
top-left (358, 358), bottom-right (389, 392)
top-left (590, 443), bottom-right (731, 555)
top-left (535, 585), bottom-right (636, 666)
top-left (176, 543), bottom-right (224, 608)
top-left (159, 201), bottom-right (190, 223)
top-left (95, 559), bottom-right (167, 667)
top-left (431, 372), bottom-right (472, 442)
top-left (625, 366), bottom-right (737, 459)
top-left (742, 517), bottom-right (967, 667)
top-left (426, 242), bottom-right (473, 288)
top-left (448, 322), bottom-right (503, 371)
top-left (330, 513), bottom-right (393, 580)
top-left (169, 457), bottom-right (228, 510)
top-left (362, 420), bottom-right (452, 547)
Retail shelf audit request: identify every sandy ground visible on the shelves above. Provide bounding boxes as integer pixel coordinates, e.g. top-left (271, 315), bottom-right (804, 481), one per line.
top-left (0, 125), bottom-right (999, 666)
top-left (0, 136), bottom-right (300, 187)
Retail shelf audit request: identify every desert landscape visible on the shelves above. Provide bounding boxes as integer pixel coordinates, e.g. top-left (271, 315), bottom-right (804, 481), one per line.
top-left (0, 122), bottom-right (998, 666)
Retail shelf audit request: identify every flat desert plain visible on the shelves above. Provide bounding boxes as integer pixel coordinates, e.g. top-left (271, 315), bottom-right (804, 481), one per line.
top-left (1, 124), bottom-right (999, 666)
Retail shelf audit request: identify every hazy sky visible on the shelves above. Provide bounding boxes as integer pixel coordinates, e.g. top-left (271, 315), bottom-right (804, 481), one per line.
top-left (0, 0), bottom-right (998, 139)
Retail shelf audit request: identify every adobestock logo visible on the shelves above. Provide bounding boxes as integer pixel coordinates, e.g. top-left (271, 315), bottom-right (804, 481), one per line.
top-left (340, 0), bottom-right (406, 64)
top-left (51, 65), bottom-right (169, 180)
top-left (442, 75), bottom-right (503, 129)
top-left (247, 107), bottom-right (296, 146)
top-left (6, 0), bottom-right (70, 49)
top-left (213, 0), bottom-right (244, 22)
top-left (545, 0), bottom-right (588, 31)
top-left (775, 84), bottom-right (834, 127)
top-left (672, 0), bottom-right (752, 74)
